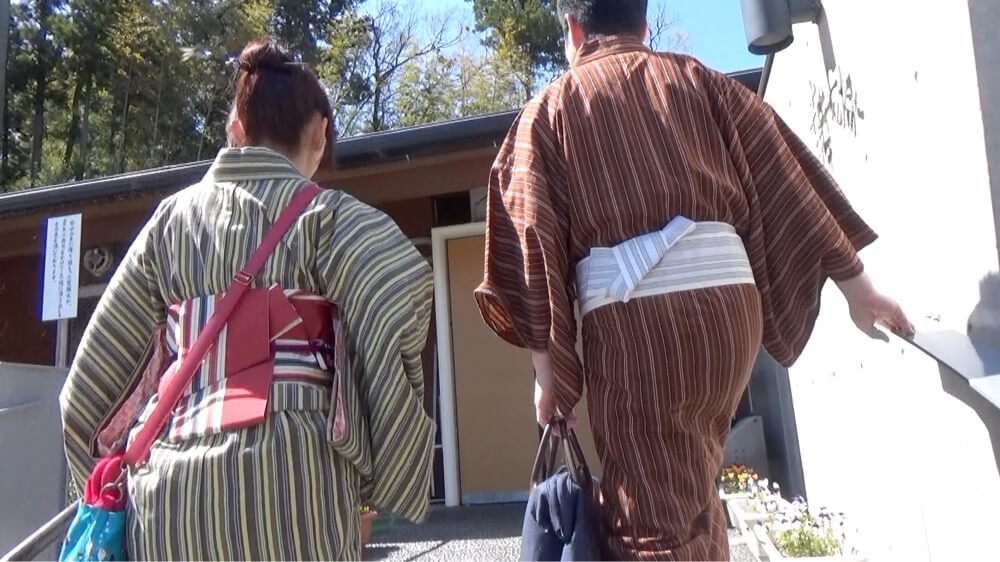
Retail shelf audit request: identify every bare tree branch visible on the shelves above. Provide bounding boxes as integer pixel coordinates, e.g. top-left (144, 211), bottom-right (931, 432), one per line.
top-left (648, 3), bottom-right (690, 54)
top-left (352, 0), bottom-right (462, 131)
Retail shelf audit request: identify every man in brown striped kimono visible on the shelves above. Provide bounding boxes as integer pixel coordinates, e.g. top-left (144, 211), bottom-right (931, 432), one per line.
top-left (474, 1), bottom-right (912, 560)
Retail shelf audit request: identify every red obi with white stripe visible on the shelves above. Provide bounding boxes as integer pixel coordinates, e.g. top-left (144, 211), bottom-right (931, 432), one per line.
top-left (150, 285), bottom-right (335, 441)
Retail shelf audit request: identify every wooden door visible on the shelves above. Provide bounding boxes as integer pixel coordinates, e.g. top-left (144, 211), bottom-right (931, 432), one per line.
top-left (446, 234), bottom-right (601, 504)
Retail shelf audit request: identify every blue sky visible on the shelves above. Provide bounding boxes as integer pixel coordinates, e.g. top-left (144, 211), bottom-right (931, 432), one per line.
top-left (414, 0), bottom-right (763, 72)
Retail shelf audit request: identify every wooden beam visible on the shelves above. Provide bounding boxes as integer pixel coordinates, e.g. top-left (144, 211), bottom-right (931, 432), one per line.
top-left (0, 206), bottom-right (151, 260)
top-left (0, 195), bottom-right (157, 235)
top-left (332, 147), bottom-right (495, 204)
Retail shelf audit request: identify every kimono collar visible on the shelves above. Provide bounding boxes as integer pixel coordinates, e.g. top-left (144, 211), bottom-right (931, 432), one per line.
top-left (204, 146), bottom-right (307, 183)
top-left (572, 34), bottom-right (651, 68)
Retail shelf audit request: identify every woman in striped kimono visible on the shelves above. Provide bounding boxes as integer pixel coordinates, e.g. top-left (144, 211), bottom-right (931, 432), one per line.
top-left (475, 1), bottom-right (912, 560)
top-left (59, 39), bottom-right (435, 560)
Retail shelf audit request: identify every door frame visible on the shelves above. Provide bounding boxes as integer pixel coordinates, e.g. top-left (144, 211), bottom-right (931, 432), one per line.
top-left (431, 221), bottom-right (486, 507)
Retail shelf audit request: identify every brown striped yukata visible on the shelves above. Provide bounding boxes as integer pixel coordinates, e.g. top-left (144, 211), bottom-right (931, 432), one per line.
top-left (474, 36), bottom-right (876, 560)
top-left (59, 147), bottom-right (435, 560)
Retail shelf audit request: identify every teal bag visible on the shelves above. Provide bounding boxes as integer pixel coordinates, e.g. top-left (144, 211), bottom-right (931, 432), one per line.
top-left (60, 500), bottom-right (127, 562)
top-left (58, 454), bottom-right (129, 562)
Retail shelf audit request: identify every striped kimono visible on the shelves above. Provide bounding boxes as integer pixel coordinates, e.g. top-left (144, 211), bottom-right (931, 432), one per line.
top-left (59, 147), bottom-right (435, 560)
top-left (475, 36), bottom-right (875, 560)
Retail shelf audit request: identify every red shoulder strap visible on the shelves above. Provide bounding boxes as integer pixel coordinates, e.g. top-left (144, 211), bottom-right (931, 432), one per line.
top-left (123, 183), bottom-right (323, 467)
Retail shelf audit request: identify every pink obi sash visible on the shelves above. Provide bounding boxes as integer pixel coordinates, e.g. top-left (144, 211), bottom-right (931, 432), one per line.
top-left (160, 285), bottom-right (335, 441)
top-left (96, 286), bottom-right (337, 454)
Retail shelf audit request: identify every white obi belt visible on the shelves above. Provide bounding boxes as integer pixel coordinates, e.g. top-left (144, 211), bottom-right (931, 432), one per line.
top-left (575, 217), bottom-right (756, 316)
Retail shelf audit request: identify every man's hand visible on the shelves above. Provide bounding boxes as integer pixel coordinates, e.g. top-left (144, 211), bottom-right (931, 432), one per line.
top-left (532, 350), bottom-right (577, 432)
top-left (837, 273), bottom-right (914, 341)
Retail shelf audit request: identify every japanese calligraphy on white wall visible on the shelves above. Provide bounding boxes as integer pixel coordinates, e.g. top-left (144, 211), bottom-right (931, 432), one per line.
top-left (809, 66), bottom-right (866, 166)
top-left (41, 214), bottom-right (82, 321)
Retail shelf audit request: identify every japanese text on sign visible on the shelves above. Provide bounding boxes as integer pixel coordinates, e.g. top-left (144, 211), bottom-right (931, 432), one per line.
top-left (41, 214), bottom-right (82, 321)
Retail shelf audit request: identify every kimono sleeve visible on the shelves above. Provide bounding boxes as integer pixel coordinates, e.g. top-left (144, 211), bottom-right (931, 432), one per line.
top-left (317, 193), bottom-right (435, 522)
top-left (473, 94), bottom-right (584, 414)
top-left (59, 206), bottom-right (167, 491)
top-left (705, 67), bottom-right (878, 366)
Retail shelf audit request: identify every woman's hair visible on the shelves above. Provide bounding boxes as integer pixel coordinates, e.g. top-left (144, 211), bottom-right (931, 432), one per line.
top-left (234, 39), bottom-right (337, 170)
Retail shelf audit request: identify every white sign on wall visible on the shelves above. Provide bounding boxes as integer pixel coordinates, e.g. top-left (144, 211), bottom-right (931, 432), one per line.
top-left (41, 214), bottom-right (82, 321)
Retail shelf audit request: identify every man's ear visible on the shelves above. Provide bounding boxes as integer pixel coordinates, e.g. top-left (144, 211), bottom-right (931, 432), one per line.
top-left (565, 13), bottom-right (586, 49)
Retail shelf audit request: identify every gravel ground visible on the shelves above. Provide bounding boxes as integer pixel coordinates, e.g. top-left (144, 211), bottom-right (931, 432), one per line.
top-left (367, 504), bottom-right (758, 561)
top-left (367, 504), bottom-right (521, 561)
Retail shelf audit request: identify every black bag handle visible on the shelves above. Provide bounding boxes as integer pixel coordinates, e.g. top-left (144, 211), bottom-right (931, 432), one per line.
top-left (530, 416), bottom-right (593, 489)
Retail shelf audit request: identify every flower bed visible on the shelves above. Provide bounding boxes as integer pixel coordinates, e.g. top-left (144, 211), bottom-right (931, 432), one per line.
top-left (718, 463), bottom-right (761, 529)
top-left (726, 477), bottom-right (785, 558)
top-left (720, 464), bottom-right (759, 495)
top-left (752, 498), bottom-right (866, 561)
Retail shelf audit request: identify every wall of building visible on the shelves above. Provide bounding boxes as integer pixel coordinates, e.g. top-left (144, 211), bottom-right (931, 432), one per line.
top-left (0, 256), bottom-right (53, 365)
top-left (762, 1), bottom-right (1000, 559)
top-left (0, 199), bottom-right (158, 365)
top-left (969, 0), bottom-right (1000, 253)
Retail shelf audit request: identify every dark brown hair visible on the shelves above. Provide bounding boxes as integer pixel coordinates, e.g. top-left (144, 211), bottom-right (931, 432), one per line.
top-left (557, 0), bottom-right (647, 38)
top-left (234, 39), bottom-right (337, 171)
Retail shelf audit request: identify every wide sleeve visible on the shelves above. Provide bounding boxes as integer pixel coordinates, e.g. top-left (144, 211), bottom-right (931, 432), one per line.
top-left (473, 94), bottom-right (584, 415)
top-left (704, 67), bottom-right (878, 366)
top-left (59, 207), bottom-right (167, 491)
top-left (316, 192), bottom-right (435, 523)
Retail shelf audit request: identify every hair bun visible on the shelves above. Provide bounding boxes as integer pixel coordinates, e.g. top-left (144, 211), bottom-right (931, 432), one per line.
top-left (238, 39), bottom-right (293, 74)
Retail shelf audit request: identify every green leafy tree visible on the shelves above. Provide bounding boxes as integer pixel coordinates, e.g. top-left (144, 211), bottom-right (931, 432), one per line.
top-left (469, 0), bottom-right (689, 98)
top-left (27, 0), bottom-right (63, 186)
top-left (0, 0), bottom-right (689, 192)
top-left (395, 52), bottom-right (457, 127)
top-left (469, 0), bottom-right (563, 90)
top-left (395, 45), bottom-right (526, 126)
top-left (270, 0), bottom-right (351, 65)
top-left (3, 2), bottom-right (46, 188)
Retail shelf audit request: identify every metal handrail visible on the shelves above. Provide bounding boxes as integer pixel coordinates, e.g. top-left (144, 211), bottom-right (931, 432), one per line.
top-left (0, 400), bottom-right (41, 418)
top-left (1, 503), bottom-right (76, 562)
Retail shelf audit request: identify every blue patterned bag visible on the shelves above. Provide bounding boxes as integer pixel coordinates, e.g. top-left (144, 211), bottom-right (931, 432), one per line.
top-left (60, 501), bottom-right (127, 562)
top-left (58, 455), bottom-right (129, 562)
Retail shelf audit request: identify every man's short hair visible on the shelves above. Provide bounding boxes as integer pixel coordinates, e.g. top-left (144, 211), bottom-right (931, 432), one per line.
top-left (556, 0), bottom-right (648, 38)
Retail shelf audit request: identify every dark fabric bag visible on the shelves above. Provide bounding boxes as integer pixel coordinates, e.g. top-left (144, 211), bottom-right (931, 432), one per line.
top-left (520, 418), bottom-right (603, 561)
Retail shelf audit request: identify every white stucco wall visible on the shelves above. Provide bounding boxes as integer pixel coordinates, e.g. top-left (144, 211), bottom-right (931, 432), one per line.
top-left (761, 1), bottom-right (1000, 560)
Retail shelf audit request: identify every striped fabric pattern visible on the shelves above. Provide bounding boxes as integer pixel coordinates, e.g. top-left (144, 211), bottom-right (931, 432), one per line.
top-left (142, 289), bottom-right (335, 442)
top-left (59, 147), bottom-right (435, 560)
top-left (127, 407), bottom-right (361, 561)
top-left (602, 216), bottom-right (697, 303)
top-left (576, 220), bottom-right (757, 316)
top-left (474, 35), bottom-right (876, 560)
